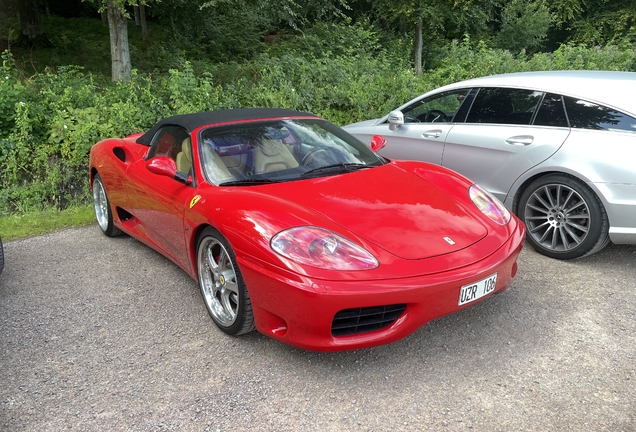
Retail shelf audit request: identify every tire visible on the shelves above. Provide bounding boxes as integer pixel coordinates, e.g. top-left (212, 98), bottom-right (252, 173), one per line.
top-left (519, 174), bottom-right (610, 259)
top-left (196, 227), bottom-right (255, 335)
top-left (0, 237), bottom-right (4, 275)
top-left (92, 174), bottom-right (123, 237)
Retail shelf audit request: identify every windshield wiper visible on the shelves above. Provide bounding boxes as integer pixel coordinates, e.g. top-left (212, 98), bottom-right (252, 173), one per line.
top-left (220, 178), bottom-right (281, 186)
top-left (302, 163), bottom-right (372, 177)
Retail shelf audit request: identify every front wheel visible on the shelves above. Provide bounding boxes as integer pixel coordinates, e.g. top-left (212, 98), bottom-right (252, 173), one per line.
top-left (196, 227), bottom-right (255, 335)
top-left (92, 174), bottom-right (122, 237)
top-left (518, 174), bottom-right (610, 259)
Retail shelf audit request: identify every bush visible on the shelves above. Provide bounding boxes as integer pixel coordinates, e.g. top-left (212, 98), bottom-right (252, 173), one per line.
top-left (1, 40), bottom-right (635, 216)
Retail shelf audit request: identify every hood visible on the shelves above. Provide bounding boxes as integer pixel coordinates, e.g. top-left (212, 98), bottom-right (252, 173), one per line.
top-left (262, 164), bottom-right (488, 260)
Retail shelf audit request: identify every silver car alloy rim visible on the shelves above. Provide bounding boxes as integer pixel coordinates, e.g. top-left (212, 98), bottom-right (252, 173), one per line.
top-left (524, 183), bottom-right (591, 252)
top-left (92, 179), bottom-right (109, 232)
top-left (198, 237), bottom-right (239, 327)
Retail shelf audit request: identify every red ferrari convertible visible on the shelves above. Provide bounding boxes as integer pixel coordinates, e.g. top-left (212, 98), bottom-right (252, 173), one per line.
top-left (89, 108), bottom-right (525, 351)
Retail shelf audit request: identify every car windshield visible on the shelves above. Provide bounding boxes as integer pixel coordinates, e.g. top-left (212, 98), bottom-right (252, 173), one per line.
top-left (199, 118), bottom-right (386, 185)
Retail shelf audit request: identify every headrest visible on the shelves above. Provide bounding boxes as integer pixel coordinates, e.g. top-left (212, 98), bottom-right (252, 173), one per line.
top-left (205, 138), bottom-right (249, 157)
top-left (263, 127), bottom-right (291, 140)
top-left (182, 137), bottom-right (192, 159)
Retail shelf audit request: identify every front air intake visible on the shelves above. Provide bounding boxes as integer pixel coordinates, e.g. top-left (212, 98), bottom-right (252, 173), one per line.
top-left (331, 304), bottom-right (406, 337)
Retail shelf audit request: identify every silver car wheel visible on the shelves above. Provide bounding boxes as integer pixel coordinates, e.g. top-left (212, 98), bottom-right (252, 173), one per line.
top-left (520, 174), bottom-right (609, 259)
top-left (92, 174), bottom-right (122, 237)
top-left (524, 183), bottom-right (591, 252)
top-left (196, 228), bottom-right (255, 335)
top-left (198, 236), bottom-right (240, 327)
top-left (93, 177), bottom-right (110, 232)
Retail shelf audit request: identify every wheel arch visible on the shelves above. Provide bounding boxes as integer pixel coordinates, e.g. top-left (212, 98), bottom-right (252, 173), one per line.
top-left (190, 223), bottom-right (215, 279)
top-left (89, 167), bottom-right (98, 186)
top-left (189, 222), bottom-right (246, 279)
top-left (514, 170), bottom-right (610, 259)
top-left (510, 169), bottom-right (601, 216)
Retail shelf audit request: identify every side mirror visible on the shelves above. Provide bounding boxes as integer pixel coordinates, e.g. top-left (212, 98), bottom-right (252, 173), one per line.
top-left (146, 157), bottom-right (192, 185)
top-left (370, 135), bottom-right (386, 152)
top-left (387, 110), bottom-right (404, 131)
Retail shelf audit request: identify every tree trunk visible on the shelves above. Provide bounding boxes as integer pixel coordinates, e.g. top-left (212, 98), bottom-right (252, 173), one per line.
top-left (139, 3), bottom-right (148, 41)
top-left (107, 1), bottom-right (132, 82)
top-left (134, 6), bottom-right (140, 26)
top-left (414, 17), bottom-right (423, 75)
top-left (16, 0), bottom-right (51, 48)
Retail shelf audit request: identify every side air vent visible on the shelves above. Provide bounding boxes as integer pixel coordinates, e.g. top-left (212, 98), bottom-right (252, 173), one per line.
top-left (331, 304), bottom-right (406, 337)
top-left (116, 207), bottom-right (133, 222)
top-left (113, 147), bottom-right (126, 162)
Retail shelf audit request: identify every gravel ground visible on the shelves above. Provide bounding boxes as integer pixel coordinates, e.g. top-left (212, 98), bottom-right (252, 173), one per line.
top-left (1, 225), bottom-right (635, 431)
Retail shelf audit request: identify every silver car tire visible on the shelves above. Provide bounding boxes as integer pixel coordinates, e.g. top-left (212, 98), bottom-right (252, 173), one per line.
top-left (519, 174), bottom-right (609, 259)
top-left (196, 227), bottom-right (255, 336)
top-left (92, 174), bottom-right (123, 237)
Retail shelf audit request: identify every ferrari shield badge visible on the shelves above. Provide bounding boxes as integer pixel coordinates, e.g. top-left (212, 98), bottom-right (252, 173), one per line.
top-left (190, 195), bottom-right (202, 209)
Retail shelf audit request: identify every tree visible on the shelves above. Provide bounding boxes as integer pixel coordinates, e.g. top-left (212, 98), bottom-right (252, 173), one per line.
top-left (133, 3), bottom-right (148, 40)
top-left (16, 0), bottom-right (52, 47)
top-left (414, 17), bottom-right (422, 75)
top-left (106, 1), bottom-right (132, 81)
top-left (549, 0), bottom-right (636, 46)
top-left (492, 0), bottom-right (553, 53)
top-left (148, 0), bottom-right (350, 62)
top-left (370, 0), bottom-right (502, 72)
top-left (84, 0), bottom-right (153, 81)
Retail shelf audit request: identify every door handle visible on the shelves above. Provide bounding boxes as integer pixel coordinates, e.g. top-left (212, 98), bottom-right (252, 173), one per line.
top-left (422, 129), bottom-right (442, 138)
top-left (506, 135), bottom-right (533, 146)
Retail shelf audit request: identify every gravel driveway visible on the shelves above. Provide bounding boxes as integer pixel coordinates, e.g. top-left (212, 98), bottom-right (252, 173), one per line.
top-left (1, 225), bottom-right (635, 431)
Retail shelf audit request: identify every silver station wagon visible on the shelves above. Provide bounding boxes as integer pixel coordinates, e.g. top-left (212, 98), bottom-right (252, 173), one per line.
top-left (344, 70), bottom-right (636, 259)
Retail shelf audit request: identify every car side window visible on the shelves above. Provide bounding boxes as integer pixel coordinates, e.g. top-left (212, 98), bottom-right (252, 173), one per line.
top-left (401, 89), bottom-right (472, 123)
top-left (563, 96), bottom-right (636, 132)
top-left (533, 93), bottom-right (569, 127)
top-left (146, 126), bottom-right (191, 170)
top-left (466, 88), bottom-right (543, 125)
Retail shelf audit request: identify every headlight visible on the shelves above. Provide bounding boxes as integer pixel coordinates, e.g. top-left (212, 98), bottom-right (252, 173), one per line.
top-left (271, 226), bottom-right (379, 271)
top-left (469, 184), bottom-right (511, 225)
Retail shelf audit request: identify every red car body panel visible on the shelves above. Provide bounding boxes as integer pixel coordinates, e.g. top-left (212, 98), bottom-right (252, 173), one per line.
top-left (89, 111), bottom-right (525, 351)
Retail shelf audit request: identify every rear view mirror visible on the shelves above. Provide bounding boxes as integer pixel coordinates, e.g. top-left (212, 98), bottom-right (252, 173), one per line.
top-left (146, 157), bottom-right (192, 185)
top-left (371, 135), bottom-right (386, 152)
top-left (388, 110), bottom-right (404, 131)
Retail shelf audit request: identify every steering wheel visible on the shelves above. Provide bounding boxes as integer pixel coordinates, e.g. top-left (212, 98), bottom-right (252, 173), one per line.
top-left (423, 110), bottom-right (450, 123)
top-left (301, 147), bottom-right (344, 167)
top-left (404, 115), bottom-right (421, 123)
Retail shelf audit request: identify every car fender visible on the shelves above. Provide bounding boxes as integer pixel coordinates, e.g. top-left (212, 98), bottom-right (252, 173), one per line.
top-left (183, 185), bottom-right (364, 280)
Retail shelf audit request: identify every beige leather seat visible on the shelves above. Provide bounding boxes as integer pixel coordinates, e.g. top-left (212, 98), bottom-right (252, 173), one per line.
top-left (252, 139), bottom-right (299, 174)
top-left (176, 137), bottom-right (192, 173)
top-left (201, 142), bottom-right (233, 183)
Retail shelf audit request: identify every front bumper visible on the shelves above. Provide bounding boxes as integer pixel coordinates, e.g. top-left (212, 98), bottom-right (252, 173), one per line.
top-left (238, 224), bottom-right (525, 352)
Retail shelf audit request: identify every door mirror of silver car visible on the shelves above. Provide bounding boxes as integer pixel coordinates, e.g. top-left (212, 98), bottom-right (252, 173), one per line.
top-left (388, 110), bottom-right (404, 131)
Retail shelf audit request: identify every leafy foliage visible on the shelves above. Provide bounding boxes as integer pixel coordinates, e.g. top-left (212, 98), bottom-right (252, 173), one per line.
top-left (492, 0), bottom-right (554, 53)
top-left (1, 13), bottom-right (636, 216)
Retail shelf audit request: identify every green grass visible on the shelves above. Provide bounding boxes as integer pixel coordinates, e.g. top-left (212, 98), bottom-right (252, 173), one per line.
top-left (0, 204), bottom-right (96, 241)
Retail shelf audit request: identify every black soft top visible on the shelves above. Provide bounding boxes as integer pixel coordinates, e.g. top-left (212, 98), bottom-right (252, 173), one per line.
top-left (136, 108), bottom-right (316, 145)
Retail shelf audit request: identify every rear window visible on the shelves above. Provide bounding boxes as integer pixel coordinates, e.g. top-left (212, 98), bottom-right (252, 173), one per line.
top-left (563, 97), bottom-right (636, 132)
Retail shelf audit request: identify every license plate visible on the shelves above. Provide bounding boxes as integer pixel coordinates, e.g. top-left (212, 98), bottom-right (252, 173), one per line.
top-left (458, 273), bottom-right (497, 306)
